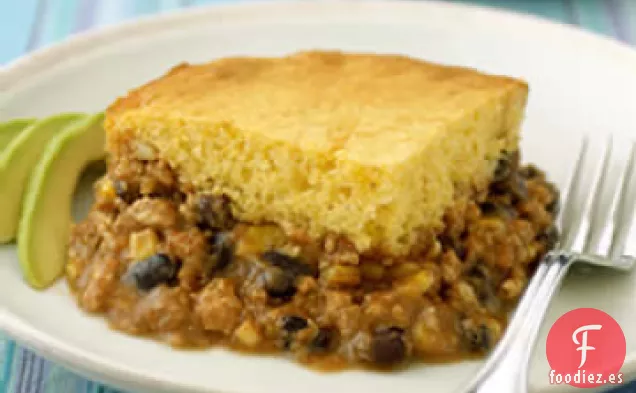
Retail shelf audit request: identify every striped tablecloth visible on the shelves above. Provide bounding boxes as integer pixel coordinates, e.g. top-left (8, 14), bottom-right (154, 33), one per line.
top-left (1, 1), bottom-right (635, 392)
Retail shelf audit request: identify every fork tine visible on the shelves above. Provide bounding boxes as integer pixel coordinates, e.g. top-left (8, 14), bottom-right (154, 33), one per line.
top-left (558, 137), bottom-right (589, 249)
top-left (568, 137), bottom-right (612, 253)
top-left (610, 141), bottom-right (636, 259)
top-left (583, 137), bottom-right (614, 255)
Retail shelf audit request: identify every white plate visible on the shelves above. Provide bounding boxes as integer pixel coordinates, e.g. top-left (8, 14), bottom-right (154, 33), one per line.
top-left (1, 1), bottom-right (636, 392)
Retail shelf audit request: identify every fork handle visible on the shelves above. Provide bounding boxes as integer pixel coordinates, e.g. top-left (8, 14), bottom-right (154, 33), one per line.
top-left (464, 251), bottom-right (575, 393)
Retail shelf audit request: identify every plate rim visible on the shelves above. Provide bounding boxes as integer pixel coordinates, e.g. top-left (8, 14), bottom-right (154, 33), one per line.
top-left (3, 0), bottom-right (636, 87)
top-left (2, 1), bottom-right (636, 393)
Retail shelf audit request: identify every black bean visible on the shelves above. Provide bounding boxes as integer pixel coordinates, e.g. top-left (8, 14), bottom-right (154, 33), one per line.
top-left (209, 232), bottom-right (234, 271)
top-left (439, 282), bottom-right (452, 301)
top-left (281, 316), bottom-right (308, 332)
top-left (123, 253), bottom-right (179, 291)
top-left (261, 251), bottom-right (317, 278)
top-left (510, 174), bottom-right (529, 202)
top-left (282, 337), bottom-right (292, 350)
top-left (480, 325), bottom-right (493, 350)
top-left (520, 164), bottom-right (543, 179)
top-left (479, 201), bottom-right (516, 219)
top-left (475, 282), bottom-right (501, 314)
top-left (461, 322), bottom-right (493, 352)
top-left (546, 199), bottom-right (559, 215)
top-left (539, 226), bottom-right (559, 250)
top-left (455, 245), bottom-right (467, 261)
top-left (440, 235), bottom-right (467, 261)
top-left (198, 194), bottom-right (235, 230)
top-left (371, 327), bottom-right (406, 365)
top-left (493, 158), bottom-right (511, 183)
top-left (114, 179), bottom-right (138, 204)
top-left (493, 151), bottom-right (519, 183)
top-left (310, 328), bottom-right (335, 352)
top-left (479, 201), bottom-right (497, 215)
top-left (263, 268), bottom-right (297, 299)
top-left (545, 182), bottom-right (560, 214)
top-left (377, 326), bottom-right (405, 335)
top-left (465, 265), bottom-right (484, 279)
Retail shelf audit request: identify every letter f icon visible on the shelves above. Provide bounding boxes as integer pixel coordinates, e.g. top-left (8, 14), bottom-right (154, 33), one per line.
top-left (572, 324), bottom-right (603, 368)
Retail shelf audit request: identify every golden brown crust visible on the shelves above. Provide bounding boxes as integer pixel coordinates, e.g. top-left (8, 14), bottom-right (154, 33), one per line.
top-left (106, 51), bottom-right (527, 159)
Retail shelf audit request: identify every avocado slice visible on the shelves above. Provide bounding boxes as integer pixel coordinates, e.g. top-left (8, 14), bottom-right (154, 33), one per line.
top-left (0, 118), bottom-right (35, 151)
top-left (0, 114), bottom-right (85, 243)
top-left (18, 113), bottom-right (106, 289)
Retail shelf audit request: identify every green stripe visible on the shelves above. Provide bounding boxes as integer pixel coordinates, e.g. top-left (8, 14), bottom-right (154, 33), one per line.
top-left (38, 0), bottom-right (81, 47)
top-left (570, 0), bottom-right (616, 36)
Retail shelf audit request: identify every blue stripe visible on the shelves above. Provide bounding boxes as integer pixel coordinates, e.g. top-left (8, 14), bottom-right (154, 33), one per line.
top-left (25, 0), bottom-right (48, 52)
top-left (619, 0), bottom-right (636, 44)
top-left (0, 0), bottom-right (39, 63)
top-left (38, 0), bottom-right (82, 47)
top-left (606, 0), bottom-right (630, 42)
top-left (28, 356), bottom-right (44, 393)
top-left (39, 362), bottom-right (51, 393)
top-left (1, 341), bottom-right (15, 393)
top-left (0, 335), bottom-right (7, 389)
top-left (75, 0), bottom-right (99, 33)
top-left (12, 349), bottom-right (29, 393)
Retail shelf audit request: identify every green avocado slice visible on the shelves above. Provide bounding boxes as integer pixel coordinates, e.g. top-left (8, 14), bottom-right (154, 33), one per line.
top-left (18, 113), bottom-right (106, 289)
top-left (0, 114), bottom-right (85, 243)
top-left (0, 118), bottom-right (35, 152)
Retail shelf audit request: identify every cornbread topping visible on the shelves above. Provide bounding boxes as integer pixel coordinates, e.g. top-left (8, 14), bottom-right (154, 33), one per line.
top-left (105, 51), bottom-right (528, 255)
top-left (67, 51), bottom-right (558, 369)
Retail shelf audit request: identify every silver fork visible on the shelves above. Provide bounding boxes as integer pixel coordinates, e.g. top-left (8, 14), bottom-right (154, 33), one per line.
top-left (462, 137), bottom-right (636, 393)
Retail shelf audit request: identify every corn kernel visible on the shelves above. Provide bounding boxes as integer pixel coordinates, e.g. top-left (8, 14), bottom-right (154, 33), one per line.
top-left (323, 265), bottom-right (361, 288)
top-left (456, 281), bottom-right (479, 306)
top-left (524, 243), bottom-right (539, 264)
top-left (140, 178), bottom-right (158, 195)
top-left (360, 263), bottom-right (385, 281)
top-left (413, 321), bottom-right (443, 355)
top-left (66, 262), bottom-right (79, 281)
top-left (97, 178), bottom-right (116, 202)
top-left (129, 229), bottom-right (159, 260)
top-left (234, 319), bottom-right (262, 347)
top-left (396, 268), bottom-right (438, 296)
top-left (500, 278), bottom-right (523, 299)
top-left (389, 262), bottom-right (420, 279)
top-left (477, 217), bottom-right (506, 233)
top-left (408, 270), bottom-right (437, 293)
top-left (235, 224), bottom-right (286, 256)
top-left (483, 318), bottom-right (502, 342)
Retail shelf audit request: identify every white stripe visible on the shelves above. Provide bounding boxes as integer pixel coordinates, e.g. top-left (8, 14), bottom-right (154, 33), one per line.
top-left (94, 0), bottom-right (130, 27)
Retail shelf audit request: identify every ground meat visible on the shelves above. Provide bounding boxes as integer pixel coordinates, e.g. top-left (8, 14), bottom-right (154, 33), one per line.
top-left (135, 286), bottom-right (190, 331)
top-left (66, 150), bottom-right (559, 370)
top-left (79, 257), bottom-right (119, 312)
top-left (195, 279), bottom-right (243, 334)
top-left (125, 198), bottom-right (178, 229)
